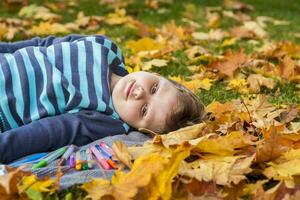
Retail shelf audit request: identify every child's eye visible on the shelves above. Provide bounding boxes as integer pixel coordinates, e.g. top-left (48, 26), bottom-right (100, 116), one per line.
top-left (141, 104), bottom-right (148, 117)
top-left (151, 83), bottom-right (158, 94)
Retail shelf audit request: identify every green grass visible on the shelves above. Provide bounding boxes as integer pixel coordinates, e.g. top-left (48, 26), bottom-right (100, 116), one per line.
top-left (197, 81), bottom-right (241, 105)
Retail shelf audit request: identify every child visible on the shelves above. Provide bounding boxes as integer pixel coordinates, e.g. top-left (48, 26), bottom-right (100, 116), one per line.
top-left (0, 34), bottom-right (205, 163)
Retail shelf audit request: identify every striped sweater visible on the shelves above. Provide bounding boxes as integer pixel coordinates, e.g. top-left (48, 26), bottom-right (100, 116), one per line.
top-left (0, 34), bottom-right (130, 163)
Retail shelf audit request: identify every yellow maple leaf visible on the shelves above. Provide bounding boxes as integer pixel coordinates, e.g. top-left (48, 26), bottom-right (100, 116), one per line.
top-left (157, 123), bottom-right (206, 148)
top-left (126, 37), bottom-right (164, 53)
top-left (105, 9), bottom-right (133, 25)
top-left (264, 159), bottom-right (300, 186)
top-left (82, 144), bottom-right (191, 200)
top-left (126, 65), bottom-right (141, 73)
top-left (193, 131), bottom-right (255, 156)
top-left (179, 155), bottom-right (254, 186)
top-left (29, 22), bottom-right (70, 35)
top-left (227, 78), bottom-right (249, 94)
top-left (169, 76), bottom-right (213, 92)
top-left (18, 174), bottom-right (56, 194)
top-left (221, 37), bottom-right (238, 47)
top-left (17, 174), bottom-right (37, 193)
top-left (30, 179), bottom-right (57, 193)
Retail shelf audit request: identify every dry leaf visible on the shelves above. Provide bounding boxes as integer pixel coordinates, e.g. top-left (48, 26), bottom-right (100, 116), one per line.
top-left (209, 49), bottom-right (250, 79)
top-left (112, 141), bottom-right (133, 168)
top-left (255, 125), bottom-right (288, 163)
top-left (142, 59), bottom-right (168, 70)
top-left (247, 74), bottom-right (276, 93)
top-left (0, 166), bottom-right (31, 199)
top-left (179, 155), bottom-right (254, 186)
top-left (157, 123), bottom-right (206, 147)
top-left (279, 55), bottom-right (296, 80)
top-left (126, 37), bottom-right (165, 54)
top-left (105, 9), bottom-right (133, 25)
top-left (29, 22), bottom-right (71, 35)
top-left (82, 144), bottom-right (190, 200)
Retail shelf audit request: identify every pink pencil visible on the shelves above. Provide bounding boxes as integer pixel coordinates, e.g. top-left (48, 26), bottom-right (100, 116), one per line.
top-left (90, 146), bottom-right (111, 170)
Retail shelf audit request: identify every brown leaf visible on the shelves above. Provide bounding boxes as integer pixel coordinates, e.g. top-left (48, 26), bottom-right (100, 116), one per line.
top-left (253, 181), bottom-right (300, 200)
top-left (255, 125), bottom-right (288, 163)
top-left (280, 105), bottom-right (299, 123)
top-left (208, 49), bottom-right (250, 79)
top-left (180, 179), bottom-right (222, 200)
top-left (229, 26), bottom-right (256, 39)
top-left (0, 166), bottom-right (30, 199)
top-left (247, 74), bottom-right (276, 93)
top-left (279, 55), bottom-right (296, 80)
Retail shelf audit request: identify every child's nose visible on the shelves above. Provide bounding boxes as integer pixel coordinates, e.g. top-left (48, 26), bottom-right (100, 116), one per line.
top-left (133, 86), bottom-right (145, 100)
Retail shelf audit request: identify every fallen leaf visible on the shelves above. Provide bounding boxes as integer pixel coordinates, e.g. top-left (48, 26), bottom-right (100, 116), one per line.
top-left (280, 105), bottom-right (299, 123)
top-left (105, 9), bottom-right (133, 25)
top-left (82, 143), bottom-right (191, 200)
top-left (112, 141), bottom-right (133, 168)
top-left (255, 125), bottom-right (288, 163)
top-left (170, 76), bottom-right (213, 92)
top-left (142, 59), bottom-right (168, 70)
top-left (192, 29), bottom-right (227, 41)
top-left (126, 37), bottom-right (165, 54)
top-left (157, 123), bottom-right (206, 147)
top-left (279, 55), bottom-right (296, 80)
top-left (29, 22), bottom-right (71, 35)
top-left (229, 26), bottom-right (256, 39)
top-left (179, 155), bottom-right (254, 186)
top-left (244, 21), bottom-right (268, 38)
top-left (227, 78), bottom-right (249, 94)
top-left (209, 49), bottom-right (250, 79)
top-left (206, 12), bottom-right (220, 28)
top-left (247, 74), bottom-right (276, 93)
top-left (0, 167), bottom-right (28, 198)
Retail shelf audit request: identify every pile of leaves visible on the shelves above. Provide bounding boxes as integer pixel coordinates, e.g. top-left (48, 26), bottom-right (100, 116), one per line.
top-left (1, 95), bottom-right (299, 199)
top-left (81, 95), bottom-right (300, 199)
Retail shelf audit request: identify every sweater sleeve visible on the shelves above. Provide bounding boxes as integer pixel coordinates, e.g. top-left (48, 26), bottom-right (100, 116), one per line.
top-left (0, 34), bottom-right (107, 53)
top-left (0, 110), bottom-right (127, 164)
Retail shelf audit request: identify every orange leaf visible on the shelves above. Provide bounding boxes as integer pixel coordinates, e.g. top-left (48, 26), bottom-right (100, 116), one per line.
top-left (209, 49), bottom-right (250, 79)
top-left (255, 125), bottom-right (288, 163)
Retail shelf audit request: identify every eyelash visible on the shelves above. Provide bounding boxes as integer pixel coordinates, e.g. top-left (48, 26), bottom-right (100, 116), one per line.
top-left (141, 83), bottom-right (159, 117)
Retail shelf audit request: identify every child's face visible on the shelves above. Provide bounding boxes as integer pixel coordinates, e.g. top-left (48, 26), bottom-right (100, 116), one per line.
top-left (112, 71), bottom-right (178, 132)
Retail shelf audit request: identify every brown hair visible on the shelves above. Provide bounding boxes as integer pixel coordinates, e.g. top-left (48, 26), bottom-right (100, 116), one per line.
top-left (156, 78), bottom-right (206, 134)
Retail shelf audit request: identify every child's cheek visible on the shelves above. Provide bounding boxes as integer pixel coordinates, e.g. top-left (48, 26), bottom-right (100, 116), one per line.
top-left (126, 106), bottom-right (139, 121)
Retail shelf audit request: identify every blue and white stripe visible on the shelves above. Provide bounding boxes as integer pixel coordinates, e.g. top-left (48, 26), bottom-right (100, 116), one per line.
top-left (0, 36), bottom-right (128, 131)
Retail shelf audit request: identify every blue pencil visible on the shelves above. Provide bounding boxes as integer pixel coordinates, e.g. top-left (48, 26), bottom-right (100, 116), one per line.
top-left (9, 152), bottom-right (48, 167)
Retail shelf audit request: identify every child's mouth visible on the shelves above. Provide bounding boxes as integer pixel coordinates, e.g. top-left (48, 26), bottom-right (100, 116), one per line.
top-left (126, 80), bottom-right (135, 100)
